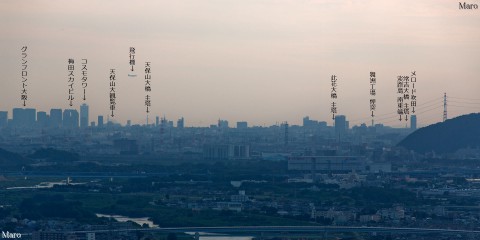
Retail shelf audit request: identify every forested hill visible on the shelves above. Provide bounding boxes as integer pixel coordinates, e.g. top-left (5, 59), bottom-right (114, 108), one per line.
top-left (398, 113), bottom-right (480, 154)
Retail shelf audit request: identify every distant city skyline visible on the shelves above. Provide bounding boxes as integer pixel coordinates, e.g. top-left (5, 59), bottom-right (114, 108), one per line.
top-left (0, 105), bottom-right (423, 129)
top-left (1, 0), bottom-right (479, 127)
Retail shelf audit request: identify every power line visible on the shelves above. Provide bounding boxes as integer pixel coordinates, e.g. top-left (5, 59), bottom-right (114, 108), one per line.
top-left (349, 94), bottom-right (480, 127)
top-left (449, 96), bottom-right (480, 101)
top-left (351, 104), bottom-right (443, 126)
top-left (449, 104), bottom-right (480, 109)
top-left (415, 100), bottom-right (443, 111)
top-left (449, 100), bottom-right (480, 105)
top-left (348, 96), bottom-right (444, 123)
top-left (350, 102), bottom-right (442, 123)
top-left (420, 96), bottom-right (444, 105)
top-left (374, 105), bottom-right (443, 126)
top-left (416, 105), bottom-right (443, 115)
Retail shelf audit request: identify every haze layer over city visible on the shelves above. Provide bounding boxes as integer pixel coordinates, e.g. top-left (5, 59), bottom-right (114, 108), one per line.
top-left (1, 0), bottom-right (479, 127)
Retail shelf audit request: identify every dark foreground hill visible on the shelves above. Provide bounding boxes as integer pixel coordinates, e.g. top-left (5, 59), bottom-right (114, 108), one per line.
top-left (28, 148), bottom-right (80, 162)
top-left (0, 147), bottom-right (80, 169)
top-left (0, 148), bottom-right (31, 166)
top-left (398, 113), bottom-right (480, 154)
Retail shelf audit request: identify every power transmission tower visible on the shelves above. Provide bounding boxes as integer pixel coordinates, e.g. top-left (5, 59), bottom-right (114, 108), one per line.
top-left (443, 93), bottom-right (447, 122)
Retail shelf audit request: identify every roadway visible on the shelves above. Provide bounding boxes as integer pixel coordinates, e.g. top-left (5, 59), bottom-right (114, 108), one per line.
top-left (33, 226), bottom-right (480, 236)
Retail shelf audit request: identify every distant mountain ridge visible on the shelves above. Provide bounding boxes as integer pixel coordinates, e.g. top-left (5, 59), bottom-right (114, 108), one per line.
top-left (398, 113), bottom-right (480, 154)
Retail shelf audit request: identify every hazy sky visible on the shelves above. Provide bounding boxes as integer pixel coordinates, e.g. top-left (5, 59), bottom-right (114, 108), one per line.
top-left (1, 0), bottom-right (479, 127)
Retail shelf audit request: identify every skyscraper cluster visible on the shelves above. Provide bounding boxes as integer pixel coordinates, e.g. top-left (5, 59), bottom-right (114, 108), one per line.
top-left (0, 104), bottom-right (188, 130)
top-left (0, 104), bottom-right (90, 129)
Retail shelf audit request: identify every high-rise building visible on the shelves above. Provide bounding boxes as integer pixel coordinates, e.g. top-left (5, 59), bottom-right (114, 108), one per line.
top-left (63, 109), bottom-right (79, 128)
top-left (177, 117), bottom-right (184, 128)
top-left (12, 108), bottom-right (22, 127)
top-left (50, 109), bottom-right (63, 128)
top-left (12, 108), bottom-right (36, 127)
top-left (236, 121), bottom-right (248, 129)
top-left (303, 116), bottom-right (310, 127)
top-left (218, 119), bottom-right (229, 128)
top-left (80, 103), bottom-right (89, 128)
top-left (410, 115), bottom-right (417, 131)
top-left (0, 111), bottom-right (7, 128)
top-left (25, 108), bottom-right (36, 127)
top-left (37, 111), bottom-right (48, 128)
top-left (155, 116), bottom-right (159, 127)
top-left (303, 116), bottom-right (324, 128)
top-left (335, 115), bottom-right (347, 138)
top-left (98, 115), bottom-right (104, 127)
